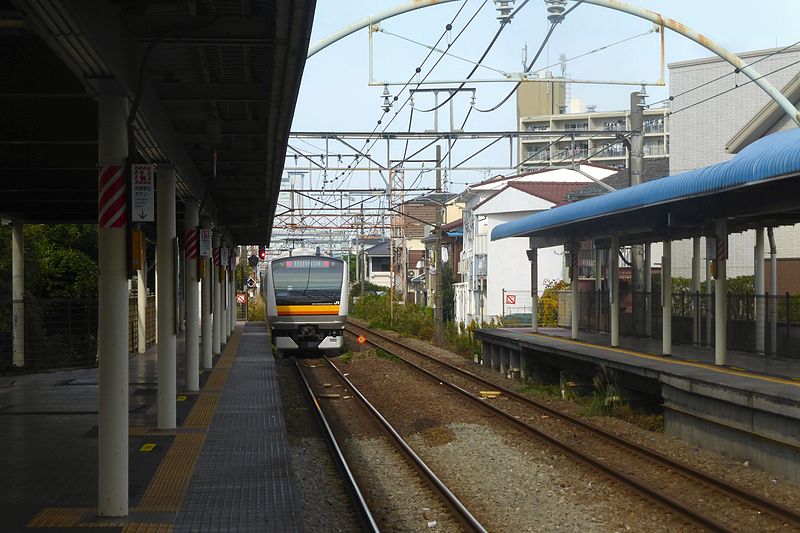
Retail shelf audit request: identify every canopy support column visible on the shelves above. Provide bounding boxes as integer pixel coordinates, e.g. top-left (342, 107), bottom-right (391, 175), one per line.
top-left (212, 233), bottom-right (222, 355)
top-left (662, 240), bottom-right (672, 356)
top-left (610, 237), bottom-right (620, 347)
top-left (137, 248), bottom-right (147, 353)
top-left (156, 165), bottom-right (177, 430)
top-left (715, 220), bottom-right (728, 365)
top-left (754, 228), bottom-right (765, 354)
top-left (200, 218), bottom-right (213, 369)
top-left (12, 221), bottom-right (24, 368)
top-left (96, 84), bottom-right (129, 517)
top-left (184, 199), bottom-right (200, 391)
top-left (644, 243), bottom-right (652, 337)
top-left (527, 238), bottom-right (538, 333)
top-left (570, 244), bottom-right (579, 340)
top-left (691, 237), bottom-right (701, 345)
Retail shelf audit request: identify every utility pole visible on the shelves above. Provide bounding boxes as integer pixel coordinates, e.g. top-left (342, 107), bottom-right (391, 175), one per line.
top-left (360, 204), bottom-right (365, 299)
top-left (434, 145), bottom-right (444, 345)
top-left (630, 90), bottom-right (647, 336)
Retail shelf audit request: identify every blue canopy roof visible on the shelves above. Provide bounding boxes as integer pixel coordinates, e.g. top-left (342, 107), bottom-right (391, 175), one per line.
top-left (492, 128), bottom-right (800, 241)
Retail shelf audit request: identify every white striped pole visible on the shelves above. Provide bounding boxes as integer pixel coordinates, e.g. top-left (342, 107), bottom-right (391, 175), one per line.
top-left (212, 234), bottom-right (221, 355)
top-left (96, 85), bottom-right (129, 517)
top-left (184, 200), bottom-right (200, 390)
top-left (200, 219), bottom-right (213, 369)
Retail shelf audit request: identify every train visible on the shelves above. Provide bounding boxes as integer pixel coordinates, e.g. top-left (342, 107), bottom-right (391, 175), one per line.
top-left (262, 248), bottom-right (348, 354)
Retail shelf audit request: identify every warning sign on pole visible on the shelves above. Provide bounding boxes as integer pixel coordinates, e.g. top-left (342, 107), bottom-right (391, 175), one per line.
top-left (236, 292), bottom-right (247, 305)
top-left (199, 229), bottom-right (212, 257)
top-left (131, 164), bottom-right (155, 222)
top-left (505, 294), bottom-right (516, 305)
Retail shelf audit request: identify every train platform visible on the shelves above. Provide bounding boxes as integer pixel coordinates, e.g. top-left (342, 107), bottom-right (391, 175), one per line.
top-left (0, 322), bottom-right (300, 532)
top-left (479, 326), bottom-right (800, 396)
top-left (475, 326), bottom-right (800, 482)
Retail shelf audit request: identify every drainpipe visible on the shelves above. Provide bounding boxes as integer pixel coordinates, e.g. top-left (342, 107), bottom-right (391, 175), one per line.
top-left (768, 227), bottom-right (778, 355)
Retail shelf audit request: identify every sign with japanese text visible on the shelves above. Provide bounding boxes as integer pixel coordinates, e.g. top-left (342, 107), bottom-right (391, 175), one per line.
top-left (199, 229), bottom-right (212, 257)
top-left (220, 247), bottom-right (229, 269)
top-left (131, 164), bottom-right (155, 222)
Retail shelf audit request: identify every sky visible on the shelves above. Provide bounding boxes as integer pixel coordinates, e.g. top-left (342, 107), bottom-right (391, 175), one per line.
top-left (278, 0), bottom-right (800, 239)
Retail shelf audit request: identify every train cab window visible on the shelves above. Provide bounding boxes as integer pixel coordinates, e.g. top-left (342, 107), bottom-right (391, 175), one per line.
top-left (271, 258), bottom-right (344, 305)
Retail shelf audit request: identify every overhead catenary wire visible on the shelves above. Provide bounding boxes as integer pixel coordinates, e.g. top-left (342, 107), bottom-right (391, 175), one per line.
top-left (648, 38), bottom-right (800, 109)
top-left (320, 0), bottom-right (477, 191)
top-left (669, 57), bottom-right (800, 117)
top-left (475, 0), bottom-right (587, 113)
top-left (330, 0), bottom-right (488, 192)
top-left (416, 0), bottom-right (533, 114)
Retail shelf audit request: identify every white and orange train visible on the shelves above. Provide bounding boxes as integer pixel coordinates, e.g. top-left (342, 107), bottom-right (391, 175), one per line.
top-left (262, 248), bottom-right (348, 354)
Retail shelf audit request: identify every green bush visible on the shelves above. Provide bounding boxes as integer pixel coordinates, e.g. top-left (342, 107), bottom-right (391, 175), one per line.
top-left (351, 292), bottom-right (485, 358)
top-left (539, 278), bottom-right (567, 327)
top-left (248, 293), bottom-right (266, 322)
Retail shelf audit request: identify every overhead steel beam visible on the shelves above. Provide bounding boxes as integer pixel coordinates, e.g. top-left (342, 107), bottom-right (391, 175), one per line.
top-left (577, 0), bottom-right (800, 127)
top-left (155, 82), bottom-right (269, 102)
top-left (307, 0), bottom-right (459, 58)
top-left (188, 150), bottom-right (268, 163)
top-left (126, 15), bottom-right (276, 46)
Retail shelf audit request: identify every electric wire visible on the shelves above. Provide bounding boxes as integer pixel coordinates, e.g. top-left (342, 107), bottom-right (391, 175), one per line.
top-left (474, 0), bottom-right (586, 113)
top-left (648, 39), bottom-right (800, 109)
top-left (669, 57), bottom-right (800, 117)
top-left (416, 0), bottom-right (532, 114)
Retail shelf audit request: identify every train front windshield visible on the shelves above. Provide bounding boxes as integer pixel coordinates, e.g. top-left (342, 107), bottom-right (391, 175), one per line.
top-left (271, 258), bottom-right (343, 305)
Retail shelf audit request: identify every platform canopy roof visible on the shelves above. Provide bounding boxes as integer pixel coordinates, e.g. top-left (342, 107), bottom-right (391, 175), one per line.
top-left (492, 129), bottom-right (800, 247)
top-left (1, 0), bottom-right (314, 244)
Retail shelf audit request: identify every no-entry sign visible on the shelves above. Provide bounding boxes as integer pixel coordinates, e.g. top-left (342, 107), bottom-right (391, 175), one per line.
top-left (505, 294), bottom-right (516, 305)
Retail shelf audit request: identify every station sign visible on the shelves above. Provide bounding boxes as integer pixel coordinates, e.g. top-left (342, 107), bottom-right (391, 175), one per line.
top-left (131, 164), bottom-right (155, 222)
top-left (199, 229), bottom-right (212, 257)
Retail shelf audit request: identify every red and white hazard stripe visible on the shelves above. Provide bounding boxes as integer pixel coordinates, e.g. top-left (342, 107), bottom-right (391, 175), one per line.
top-left (98, 165), bottom-right (126, 229)
top-left (185, 228), bottom-right (198, 259)
top-left (212, 247), bottom-right (220, 267)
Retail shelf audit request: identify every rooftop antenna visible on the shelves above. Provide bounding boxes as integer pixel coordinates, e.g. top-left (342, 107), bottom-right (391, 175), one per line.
top-left (521, 42), bottom-right (528, 70)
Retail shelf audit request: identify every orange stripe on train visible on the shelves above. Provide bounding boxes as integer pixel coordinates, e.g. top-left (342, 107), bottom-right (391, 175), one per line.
top-left (276, 305), bottom-right (340, 316)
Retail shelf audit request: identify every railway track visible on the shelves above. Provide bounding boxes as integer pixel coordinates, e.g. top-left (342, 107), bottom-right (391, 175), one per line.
top-left (295, 357), bottom-right (488, 532)
top-left (346, 321), bottom-right (800, 532)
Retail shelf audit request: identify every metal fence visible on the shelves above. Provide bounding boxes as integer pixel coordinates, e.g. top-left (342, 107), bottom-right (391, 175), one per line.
top-left (0, 295), bottom-right (159, 370)
top-left (557, 290), bottom-right (800, 359)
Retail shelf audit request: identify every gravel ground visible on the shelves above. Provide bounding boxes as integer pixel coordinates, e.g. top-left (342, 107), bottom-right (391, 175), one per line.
top-left (275, 358), bottom-right (360, 533)
top-left (298, 357), bottom-right (463, 532)
top-left (352, 319), bottom-right (800, 514)
top-left (337, 351), bottom-right (691, 532)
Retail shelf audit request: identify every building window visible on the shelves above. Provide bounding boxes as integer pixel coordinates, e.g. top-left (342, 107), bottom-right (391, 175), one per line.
top-left (371, 256), bottom-right (390, 272)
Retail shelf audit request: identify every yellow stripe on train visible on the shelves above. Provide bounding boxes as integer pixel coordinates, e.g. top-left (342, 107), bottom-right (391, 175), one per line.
top-left (276, 305), bottom-right (341, 316)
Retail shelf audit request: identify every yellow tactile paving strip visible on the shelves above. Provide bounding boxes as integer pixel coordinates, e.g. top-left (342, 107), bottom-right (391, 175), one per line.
top-left (27, 326), bottom-right (243, 529)
top-left (136, 432), bottom-right (207, 512)
top-left (26, 507), bottom-right (172, 531)
top-left (530, 332), bottom-right (800, 387)
top-left (182, 392), bottom-right (220, 428)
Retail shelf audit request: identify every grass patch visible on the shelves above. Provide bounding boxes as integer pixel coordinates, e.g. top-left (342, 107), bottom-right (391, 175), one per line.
top-left (374, 348), bottom-right (401, 363)
top-left (515, 382), bottom-right (561, 399)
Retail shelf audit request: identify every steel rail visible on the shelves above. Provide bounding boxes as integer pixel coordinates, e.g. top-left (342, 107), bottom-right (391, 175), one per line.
top-left (320, 356), bottom-right (489, 533)
top-left (294, 359), bottom-right (379, 533)
top-left (346, 322), bottom-right (800, 531)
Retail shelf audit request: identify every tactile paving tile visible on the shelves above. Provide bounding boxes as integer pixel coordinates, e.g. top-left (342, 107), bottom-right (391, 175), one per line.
top-left (174, 323), bottom-right (300, 532)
